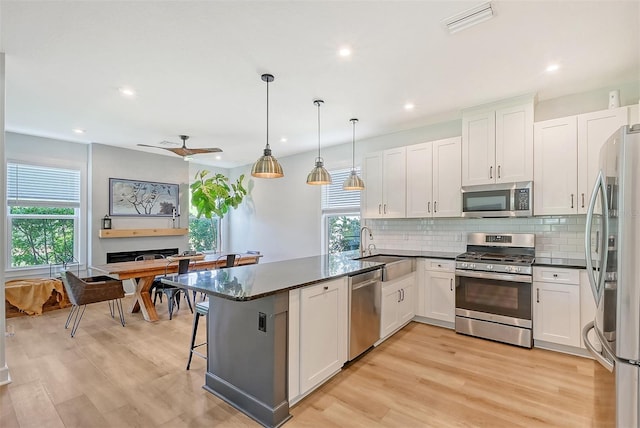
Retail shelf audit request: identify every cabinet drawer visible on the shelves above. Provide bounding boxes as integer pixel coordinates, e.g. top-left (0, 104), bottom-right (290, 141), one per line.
top-left (533, 267), bottom-right (579, 284)
top-left (424, 259), bottom-right (455, 272)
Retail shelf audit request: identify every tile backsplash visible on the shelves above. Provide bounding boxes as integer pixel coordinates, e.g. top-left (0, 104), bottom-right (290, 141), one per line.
top-left (365, 216), bottom-right (587, 259)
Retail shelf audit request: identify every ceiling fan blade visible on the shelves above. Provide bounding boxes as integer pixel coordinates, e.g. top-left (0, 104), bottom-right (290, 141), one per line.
top-left (184, 147), bottom-right (223, 154)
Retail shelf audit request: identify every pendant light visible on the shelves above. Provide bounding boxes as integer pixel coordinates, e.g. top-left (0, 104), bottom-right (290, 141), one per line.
top-left (306, 99), bottom-right (332, 185)
top-left (343, 118), bottom-right (365, 190)
top-left (251, 73), bottom-right (284, 178)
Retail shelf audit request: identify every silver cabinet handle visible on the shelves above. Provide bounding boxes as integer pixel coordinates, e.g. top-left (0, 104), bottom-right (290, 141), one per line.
top-left (553, 273), bottom-right (558, 278)
top-left (581, 193), bottom-right (585, 208)
top-left (450, 279), bottom-right (453, 291)
top-left (383, 204), bottom-right (387, 214)
top-left (427, 201), bottom-right (431, 213)
top-left (397, 290), bottom-right (402, 303)
top-left (536, 288), bottom-right (540, 303)
top-left (498, 165), bottom-right (501, 179)
top-left (434, 201), bottom-right (437, 213)
top-left (489, 166), bottom-right (493, 179)
top-left (571, 194), bottom-right (574, 209)
top-left (378, 204), bottom-right (382, 214)
top-left (324, 286), bottom-right (329, 290)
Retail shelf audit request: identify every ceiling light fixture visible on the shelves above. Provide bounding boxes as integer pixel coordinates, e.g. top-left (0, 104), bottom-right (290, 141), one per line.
top-left (73, 128), bottom-right (85, 134)
top-left (339, 47), bottom-right (352, 57)
top-left (546, 63), bottom-right (560, 73)
top-left (404, 103), bottom-right (415, 111)
top-left (343, 118), bottom-right (365, 191)
top-left (118, 87), bottom-right (136, 97)
top-left (251, 73), bottom-right (284, 179)
top-left (444, 1), bottom-right (494, 34)
top-left (306, 99), bottom-right (332, 185)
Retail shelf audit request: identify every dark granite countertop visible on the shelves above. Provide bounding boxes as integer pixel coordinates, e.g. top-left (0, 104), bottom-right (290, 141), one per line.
top-left (161, 251), bottom-right (385, 301)
top-left (534, 258), bottom-right (587, 269)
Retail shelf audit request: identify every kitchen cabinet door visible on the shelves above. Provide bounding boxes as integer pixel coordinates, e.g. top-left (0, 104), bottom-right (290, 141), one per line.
top-left (398, 277), bottom-right (416, 325)
top-left (432, 137), bottom-right (461, 217)
top-left (380, 273), bottom-right (415, 340)
top-left (382, 147), bottom-right (407, 218)
top-left (423, 269), bottom-right (455, 323)
top-left (362, 151), bottom-right (384, 218)
top-left (298, 278), bottom-right (348, 395)
top-left (534, 116), bottom-right (578, 215)
top-left (495, 102), bottom-right (534, 183)
top-left (577, 106), bottom-right (628, 214)
top-left (406, 142), bottom-right (433, 218)
top-left (380, 281), bottom-right (401, 340)
top-left (533, 279), bottom-right (581, 347)
top-left (462, 109), bottom-right (495, 186)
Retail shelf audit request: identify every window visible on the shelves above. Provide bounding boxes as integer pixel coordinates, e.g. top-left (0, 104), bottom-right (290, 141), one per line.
top-left (322, 168), bottom-right (361, 254)
top-left (187, 186), bottom-right (219, 252)
top-left (7, 163), bottom-right (81, 268)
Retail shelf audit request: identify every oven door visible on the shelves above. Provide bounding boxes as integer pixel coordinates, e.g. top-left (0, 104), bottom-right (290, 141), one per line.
top-left (455, 270), bottom-right (532, 328)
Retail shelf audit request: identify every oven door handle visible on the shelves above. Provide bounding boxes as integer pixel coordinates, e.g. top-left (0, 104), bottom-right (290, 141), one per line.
top-left (455, 269), bottom-right (532, 283)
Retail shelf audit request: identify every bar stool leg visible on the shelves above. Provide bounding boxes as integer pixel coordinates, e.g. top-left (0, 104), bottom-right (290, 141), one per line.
top-left (186, 311), bottom-right (201, 370)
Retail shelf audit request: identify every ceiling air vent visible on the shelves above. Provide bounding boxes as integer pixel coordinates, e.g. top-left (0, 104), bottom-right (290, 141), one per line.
top-left (443, 2), bottom-right (494, 34)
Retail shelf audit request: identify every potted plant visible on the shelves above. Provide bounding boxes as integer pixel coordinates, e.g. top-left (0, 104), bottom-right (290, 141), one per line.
top-left (190, 170), bottom-right (247, 253)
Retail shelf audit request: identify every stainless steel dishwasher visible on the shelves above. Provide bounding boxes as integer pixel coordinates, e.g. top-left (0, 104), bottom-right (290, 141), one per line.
top-left (348, 268), bottom-right (382, 360)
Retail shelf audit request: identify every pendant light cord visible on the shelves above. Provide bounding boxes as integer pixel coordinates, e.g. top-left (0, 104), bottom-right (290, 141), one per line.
top-left (265, 78), bottom-right (270, 150)
top-left (317, 101), bottom-right (321, 160)
top-left (351, 119), bottom-right (356, 169)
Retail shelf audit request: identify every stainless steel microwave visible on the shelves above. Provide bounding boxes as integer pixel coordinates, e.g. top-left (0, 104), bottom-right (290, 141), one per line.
top-left (461, 181), bottom-right (533, 218)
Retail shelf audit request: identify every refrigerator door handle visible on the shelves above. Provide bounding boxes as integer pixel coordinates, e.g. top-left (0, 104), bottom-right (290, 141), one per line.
top-left (583, 321), bottom-right (615, 372)
top-left (585, 172), bottom-right (609, 306)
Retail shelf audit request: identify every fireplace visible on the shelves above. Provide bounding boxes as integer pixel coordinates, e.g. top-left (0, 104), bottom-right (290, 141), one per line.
top-left (106, 248), bottom-right (178, 264)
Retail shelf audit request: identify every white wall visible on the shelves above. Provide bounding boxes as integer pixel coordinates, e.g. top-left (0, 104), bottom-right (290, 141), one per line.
top-left (88, 143), bottom-right (190, 266)
top-left (0, 51), bottom-right (11, 386)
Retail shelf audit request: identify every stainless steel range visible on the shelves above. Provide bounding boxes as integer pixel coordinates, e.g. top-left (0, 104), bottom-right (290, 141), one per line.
top-left (455, 232), bottom-right (535, 348)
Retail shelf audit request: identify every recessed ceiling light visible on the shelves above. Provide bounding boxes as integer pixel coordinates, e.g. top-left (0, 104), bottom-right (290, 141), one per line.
top-left (338, 47), bottom-right (352, 57)
top-left (72, 128), bottom-right (85, 134)
top-left (215, 155), bottom-right (222, 160)
top-left (280, 137), bottom-right (288, 143)
top-left (119, 87), bottom-right (136, 97)
top-left (546, 63), bottom-right (560, 73)
top-left (404, 103), bottom-right (415, 111)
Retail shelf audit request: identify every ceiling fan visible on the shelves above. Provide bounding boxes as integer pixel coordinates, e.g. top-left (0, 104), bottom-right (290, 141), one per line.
top-left (137, 135), bottom-right (222, 159)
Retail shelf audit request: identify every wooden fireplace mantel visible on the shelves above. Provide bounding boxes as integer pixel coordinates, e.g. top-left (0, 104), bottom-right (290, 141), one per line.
top-left (98, 228), bottom-right (188, 238)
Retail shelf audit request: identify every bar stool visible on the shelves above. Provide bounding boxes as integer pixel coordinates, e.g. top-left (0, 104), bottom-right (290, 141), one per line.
top-left (186, 300), bottom-right (208, 370)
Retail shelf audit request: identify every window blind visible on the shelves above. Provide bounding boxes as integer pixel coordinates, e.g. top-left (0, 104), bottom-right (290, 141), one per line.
top-left (321, 168), bottom-right (361, 210)
top-left (7, 162), bottom-right (81, 207)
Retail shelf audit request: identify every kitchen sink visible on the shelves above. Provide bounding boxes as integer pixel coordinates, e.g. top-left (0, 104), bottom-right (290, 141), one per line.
top-left (357, 255), bottom-right (415, 281)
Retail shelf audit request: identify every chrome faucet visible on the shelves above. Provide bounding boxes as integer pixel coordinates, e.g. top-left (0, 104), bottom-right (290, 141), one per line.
top-left (360, 226), bottom-right (374, 257)
top-left (367, 243), bottom-right (377, 256)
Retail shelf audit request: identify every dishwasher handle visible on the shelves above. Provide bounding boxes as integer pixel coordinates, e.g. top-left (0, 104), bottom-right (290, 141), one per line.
top-left (351, 278), bottom-right (380, 291)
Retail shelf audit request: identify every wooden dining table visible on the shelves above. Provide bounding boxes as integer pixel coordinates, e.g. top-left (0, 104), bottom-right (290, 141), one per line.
top-left (90, 253), bottom-right (261, 322)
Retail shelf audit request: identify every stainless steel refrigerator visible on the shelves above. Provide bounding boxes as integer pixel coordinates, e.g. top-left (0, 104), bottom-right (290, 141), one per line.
top-left (584, 124), bottom-right (640, 427)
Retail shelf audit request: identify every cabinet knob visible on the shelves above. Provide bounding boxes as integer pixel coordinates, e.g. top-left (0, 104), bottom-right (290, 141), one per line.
top-left (553, 273), bottom-right (558, 278)
top-left (324, 286), bottom-right (329, 290)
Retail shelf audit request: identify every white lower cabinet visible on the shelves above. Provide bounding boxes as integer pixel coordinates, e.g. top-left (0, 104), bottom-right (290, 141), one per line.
top-left (533, 267), bottom-right (581, 347)
top-left (417, 259), bottom-right (455, 326)
top-left (380, 273), bottom-right (416, 341)
top-left (288, 278), bottom-right (348, 403)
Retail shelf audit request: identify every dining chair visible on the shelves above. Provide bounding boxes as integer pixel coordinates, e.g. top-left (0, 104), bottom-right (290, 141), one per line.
top-left (60, 270), bottom-right (126, 337)
top-left (135, 254), bottom-right (166, 300)
top-left (153, 258), bottom-right (193, 319)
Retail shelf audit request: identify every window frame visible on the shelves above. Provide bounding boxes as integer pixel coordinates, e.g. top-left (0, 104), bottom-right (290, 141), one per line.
top-left (6, 161), bottom-right (82, 274)
top-left (321, 168), bottom-right (362, 255)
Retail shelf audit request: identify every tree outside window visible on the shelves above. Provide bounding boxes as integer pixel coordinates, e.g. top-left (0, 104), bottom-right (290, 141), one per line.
top-left (322, 168), bottom-right (362, 255)
top-left (327, 215), bottom-right (360, 254)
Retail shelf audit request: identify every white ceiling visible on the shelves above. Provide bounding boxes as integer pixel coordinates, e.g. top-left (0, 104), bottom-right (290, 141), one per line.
top-left (2, 1), bottom-right (638, 168)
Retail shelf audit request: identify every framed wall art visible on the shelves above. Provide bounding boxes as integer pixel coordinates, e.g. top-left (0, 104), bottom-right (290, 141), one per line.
top-left (109, 178), bottom-right (179, 217)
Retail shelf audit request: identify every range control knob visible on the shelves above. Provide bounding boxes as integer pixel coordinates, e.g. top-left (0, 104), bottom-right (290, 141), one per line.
top-left (486, 264), bottom-right (493, 270)
top-left (513, 266), bottom-right (520, 273)
top-left (470, 263), bottom-right (476, 269)
top-left (461, 262), bottom-right (468, 268)
top-left (504, 266), bottom-right (512, 272)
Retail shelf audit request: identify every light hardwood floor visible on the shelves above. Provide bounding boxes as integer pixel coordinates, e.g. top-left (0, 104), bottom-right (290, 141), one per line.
top-left (2, 295), bottom-right (614, 427)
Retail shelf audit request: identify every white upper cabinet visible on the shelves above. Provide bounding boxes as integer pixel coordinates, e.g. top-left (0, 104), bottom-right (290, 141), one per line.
top-left (534, 116), bottom-right (578, 215)
top-left (576, 107), bottom-right (628, 214)
top-left (362, 147), bottom-right (406, 218)
top-left (462, 97), bottom-right (534, 186)
top-left (406, 137), bottom-right (461, 218)
top-left (534, 107), bottom-right (628, 215)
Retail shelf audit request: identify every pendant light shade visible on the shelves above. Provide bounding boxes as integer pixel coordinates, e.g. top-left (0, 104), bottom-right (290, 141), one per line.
top-left (343, 118), bottom-right (365, 190)
top-left (306, 99), bottom-right (332, 185)
top-left (251, 73), bottom-right (284, 178)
